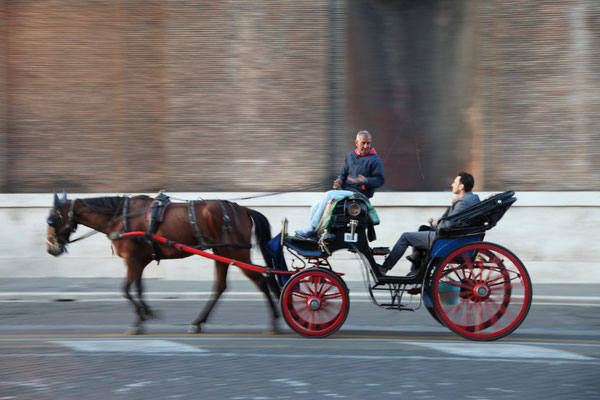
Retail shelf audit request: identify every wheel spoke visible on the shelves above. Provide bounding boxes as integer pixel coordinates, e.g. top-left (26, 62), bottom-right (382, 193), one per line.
top-left (322, 292), bottom-right (343, 301)
top-left (317, 281), bottom-right (334, 297)
top-left (291, 291), bottom-right (310, 300)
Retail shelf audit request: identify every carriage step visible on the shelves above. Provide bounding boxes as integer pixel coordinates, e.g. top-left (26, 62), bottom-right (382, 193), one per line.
top-left (376, 275), bottom-right (420, 284)
top-left (381, 304), bottom-right (416, 311)
top-left (372, 247), bottom-right (390, 256)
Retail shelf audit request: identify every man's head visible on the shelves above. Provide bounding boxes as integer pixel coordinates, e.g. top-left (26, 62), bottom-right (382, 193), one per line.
top-left (451, 171), bottom-right (475, 195)
top-left (355, 130), bottom-right (372, 155)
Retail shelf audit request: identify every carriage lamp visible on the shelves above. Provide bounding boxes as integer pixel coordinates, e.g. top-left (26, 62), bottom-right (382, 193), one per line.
top-left (347, 201), bottom-right (363, 217)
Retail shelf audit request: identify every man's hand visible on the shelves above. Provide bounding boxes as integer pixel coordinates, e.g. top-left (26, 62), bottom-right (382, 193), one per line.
top-left (346, 174), bottom-right (366, 184)
top-left (333, 179), bottom-right (343, 189)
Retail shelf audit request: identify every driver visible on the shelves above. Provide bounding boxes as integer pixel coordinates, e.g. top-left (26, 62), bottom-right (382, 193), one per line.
top-left (295, 130), bottom-right (385, 238)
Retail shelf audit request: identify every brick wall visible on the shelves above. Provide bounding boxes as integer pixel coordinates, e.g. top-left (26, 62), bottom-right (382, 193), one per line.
top-left (3, 0), bottom-right (340, 193)
top-left (2, 0), bottom-right (599, 193)
top-left (477, 0), bottom-right (600, 190)
top-left (1, 1), bottom-right (7, 189)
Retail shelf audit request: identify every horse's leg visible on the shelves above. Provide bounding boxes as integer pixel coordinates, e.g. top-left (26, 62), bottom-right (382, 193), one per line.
top-left (122, 258), bottom-right (150, 335)
top-left (243, 269), bottom-right (281, 334)
top-left (135, 276), bottom-right (160, 320)
top-left (187, 261), bottom-right (229, 334)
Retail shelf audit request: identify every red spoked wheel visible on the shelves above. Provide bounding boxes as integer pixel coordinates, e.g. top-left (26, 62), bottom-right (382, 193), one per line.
top-left (280, 268), bottom-right (349, 338)
top-left (431, 242), bottom-right (532, 341)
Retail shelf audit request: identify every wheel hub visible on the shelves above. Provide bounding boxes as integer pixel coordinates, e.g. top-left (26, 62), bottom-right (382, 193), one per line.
top-left (308, 297), bottom-right (321, 310)
top-left (473, 284), bottom-right (490, 300)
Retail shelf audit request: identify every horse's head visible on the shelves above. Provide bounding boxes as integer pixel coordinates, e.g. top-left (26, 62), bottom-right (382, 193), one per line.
top-left (46, 192), bottom-right (77, 256)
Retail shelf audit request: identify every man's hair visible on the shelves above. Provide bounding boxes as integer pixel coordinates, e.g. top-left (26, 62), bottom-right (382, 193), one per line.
top-left (458, 171), bottom-right (475, 192)
top-left (356, 130), bottom-right (371, 141)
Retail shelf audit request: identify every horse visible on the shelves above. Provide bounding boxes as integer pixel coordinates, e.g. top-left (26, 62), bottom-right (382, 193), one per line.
top-left (46, 192), bottom-right (280, 335)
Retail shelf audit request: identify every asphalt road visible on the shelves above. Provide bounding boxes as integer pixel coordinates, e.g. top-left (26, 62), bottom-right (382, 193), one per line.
top-left (0, 289), bottom-right (599, 400)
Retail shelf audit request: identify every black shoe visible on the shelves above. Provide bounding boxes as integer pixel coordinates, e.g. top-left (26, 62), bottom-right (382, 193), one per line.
top-left (322, 233), bottom-right (336, 242)
top-left (376, 263), bottom-right (390, 276)
top-left (407, 265), bottom-right (420, 277)
top-left (406, 251), bottom-right (421, 264)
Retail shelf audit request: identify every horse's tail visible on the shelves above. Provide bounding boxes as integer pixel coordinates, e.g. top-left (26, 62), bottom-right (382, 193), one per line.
top-left (247, 208), bottom-right (281, 298)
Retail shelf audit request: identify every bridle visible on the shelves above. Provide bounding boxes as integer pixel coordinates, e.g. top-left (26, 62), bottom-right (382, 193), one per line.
top-left (47, 197), bottom-right (150, 251)
top-left (46, 199), bottom-right (79, 252)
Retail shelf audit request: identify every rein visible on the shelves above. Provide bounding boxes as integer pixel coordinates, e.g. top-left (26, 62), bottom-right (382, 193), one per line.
top-left (55, 181), bottom-right (332, 246)
top-left (197, 180), bottom-right (334, 202)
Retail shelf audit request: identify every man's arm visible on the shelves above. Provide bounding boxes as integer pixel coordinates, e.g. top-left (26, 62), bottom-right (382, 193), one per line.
top-left (361, 157), bottom-right (385, 189)
top-left (337, 154), bottom-right (350, 182)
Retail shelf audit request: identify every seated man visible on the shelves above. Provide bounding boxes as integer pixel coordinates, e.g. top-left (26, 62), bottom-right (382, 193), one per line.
top-left (295, 130), bottom-right (385, 238)
top-left (379, 171), bottom-right (480, 275)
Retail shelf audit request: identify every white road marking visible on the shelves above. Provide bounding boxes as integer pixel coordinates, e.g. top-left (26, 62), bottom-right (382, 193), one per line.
top-left (270, 378), bottom-right (309, 387)
top-left (404, 341), bottom-right (593, 360)
top-left (52, 339), bottom-right (207, 353)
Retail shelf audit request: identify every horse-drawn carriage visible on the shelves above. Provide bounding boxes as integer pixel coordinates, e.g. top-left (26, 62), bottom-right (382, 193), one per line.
top-left (46, 190), bottom-right (531, 340)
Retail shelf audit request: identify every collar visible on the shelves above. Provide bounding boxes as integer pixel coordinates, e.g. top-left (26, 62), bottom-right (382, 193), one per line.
top-left (354, 148), bottom-right (377, 157)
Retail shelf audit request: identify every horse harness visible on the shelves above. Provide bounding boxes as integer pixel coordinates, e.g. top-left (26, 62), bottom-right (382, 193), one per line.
top-left (119, 194), bottom-right (251, 262)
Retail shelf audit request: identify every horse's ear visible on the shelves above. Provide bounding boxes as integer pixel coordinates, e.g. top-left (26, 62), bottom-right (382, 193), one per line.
top-left (61, 191), bottom-right (68, 202)
top-left (53, 192), bottom-right (60, 209)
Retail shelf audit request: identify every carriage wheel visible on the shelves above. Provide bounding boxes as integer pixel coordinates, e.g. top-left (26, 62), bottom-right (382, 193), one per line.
top-left (280, 268), bottom-right (349, 338)
top-left (431, 242), bottom-right (532, 341)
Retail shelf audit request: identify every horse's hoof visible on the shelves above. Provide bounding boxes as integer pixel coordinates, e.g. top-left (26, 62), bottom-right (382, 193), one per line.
top-left (187, 324), bottom-right (201, 334)
top-left (126, 326), bottom-right (144, 335)
top-left (146, 309), bottom-right (162, 320)
top-left (265, 324), bottom-right (281, 335)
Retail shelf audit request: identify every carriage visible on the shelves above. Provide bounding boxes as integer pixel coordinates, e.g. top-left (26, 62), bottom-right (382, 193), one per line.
top-left (276, 190), bottom-right (531, 340)
top-left (47, 190), bottom-right (531, 340)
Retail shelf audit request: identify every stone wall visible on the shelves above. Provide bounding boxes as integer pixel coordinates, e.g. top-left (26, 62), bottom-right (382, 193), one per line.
top-left (3, 192), bottom-right (599, 283)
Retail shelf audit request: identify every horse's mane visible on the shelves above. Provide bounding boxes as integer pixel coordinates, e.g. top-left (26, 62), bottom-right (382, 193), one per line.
top-left (81, 195), bottom-right (151, 215)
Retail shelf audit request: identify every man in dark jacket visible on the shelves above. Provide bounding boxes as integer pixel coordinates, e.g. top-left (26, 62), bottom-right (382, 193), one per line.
top-left (379, 171), bottom-right (480, 275)
top-left (295, 130), bottom-right (385, 237)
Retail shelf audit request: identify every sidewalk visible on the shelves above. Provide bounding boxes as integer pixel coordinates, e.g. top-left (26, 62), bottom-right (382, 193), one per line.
top-left (0, 278), bottom-right (598, 304)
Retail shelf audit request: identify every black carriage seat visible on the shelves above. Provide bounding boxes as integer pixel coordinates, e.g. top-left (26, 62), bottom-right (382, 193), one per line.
top-left (435, 190), bottom-right (516, 238)
top-left (283, 237), bottom-right (329, 258)
top-left (404, 191), bottom-right (516, 270)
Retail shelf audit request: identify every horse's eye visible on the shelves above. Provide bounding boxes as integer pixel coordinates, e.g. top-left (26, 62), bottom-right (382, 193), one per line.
top-left (47, 217), bottom-right (57, 227)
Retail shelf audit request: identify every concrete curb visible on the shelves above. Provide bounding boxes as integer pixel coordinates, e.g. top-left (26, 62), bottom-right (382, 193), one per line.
top-left (1, 291), bottom-right (598, 305)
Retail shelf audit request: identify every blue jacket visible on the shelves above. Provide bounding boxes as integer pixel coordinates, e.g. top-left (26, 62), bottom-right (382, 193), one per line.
top-left (338, 149), bottom-right (385, 198)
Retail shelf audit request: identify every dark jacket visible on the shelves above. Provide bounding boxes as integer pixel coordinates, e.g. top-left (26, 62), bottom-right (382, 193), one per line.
top-left (338, 149), bottom-right (385, 198)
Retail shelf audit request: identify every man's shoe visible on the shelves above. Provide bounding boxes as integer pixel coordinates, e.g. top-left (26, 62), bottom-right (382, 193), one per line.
top-left (322, 233), bottom-right (336, 242)
top-left (295, 227), bottom-right (315, 237)
top-left (377, 263), bottom-right (390, 276)
top-left (407, 265), bottom-right (420, 277)
top-left (406, 251), bottom-right (421, 264)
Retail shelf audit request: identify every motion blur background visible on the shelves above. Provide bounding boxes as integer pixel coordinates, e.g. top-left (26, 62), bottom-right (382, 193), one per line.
top-left (1, 0), bottom-right (599, 194)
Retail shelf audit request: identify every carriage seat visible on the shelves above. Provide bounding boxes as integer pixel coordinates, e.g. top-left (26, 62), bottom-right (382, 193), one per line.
top-left (435, 190), bottom-right (516, 238)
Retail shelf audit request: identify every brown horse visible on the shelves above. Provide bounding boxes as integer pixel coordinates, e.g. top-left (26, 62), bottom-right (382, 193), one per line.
top-left (46, 192), bottom-right (280, 334)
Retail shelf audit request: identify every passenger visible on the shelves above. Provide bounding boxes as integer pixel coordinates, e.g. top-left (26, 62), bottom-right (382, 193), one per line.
top-left (379, 171), bottom-right (480, 276)
top-left (295, 130), bottom-right (385, 238)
